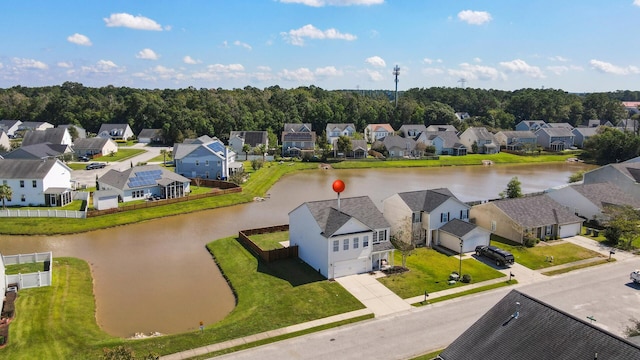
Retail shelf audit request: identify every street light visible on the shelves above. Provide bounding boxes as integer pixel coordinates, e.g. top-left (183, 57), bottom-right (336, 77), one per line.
top-left (459, 239), bottom-right (463, 281)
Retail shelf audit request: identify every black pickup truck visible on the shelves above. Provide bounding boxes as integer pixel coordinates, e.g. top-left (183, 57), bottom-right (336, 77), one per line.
top-left (475, 245), bottom-right (515, 266)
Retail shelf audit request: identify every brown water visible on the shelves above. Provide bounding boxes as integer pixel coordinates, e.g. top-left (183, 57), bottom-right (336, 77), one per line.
top-left (0, 162), bottom-right (594, 337)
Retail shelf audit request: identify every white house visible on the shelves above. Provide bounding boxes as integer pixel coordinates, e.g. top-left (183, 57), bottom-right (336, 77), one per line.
top-left (364, 124), bottom-right (394, 143)
top-left (18, 121), bottom-right (54, 132)
top-left (0, 120), bottom-right (22, 137)
top-left (97, 124), bottom-right (134, 141)
top-left (459, 127), bottom-right (500, 154)
top-left (72, 137), bottom-right (118, 158)
top-left (97, 164), bottom-right (191, 203)
top-left (325, 123), bottom-right (356, 145)
top-left (0, 159), bottom-right (73, 207)
top-left (137, 129), bottom-right (164, 144)
top-left (382, 188), bottom-right (472, 248)
top-left (228, 131), bottom-right (268, 155)
top-left (0, 131), bottom-right (10, 152)
top-left (437, 219), bottom-right (491, 254)
top-left (289, 196), bottom-right (393, 279)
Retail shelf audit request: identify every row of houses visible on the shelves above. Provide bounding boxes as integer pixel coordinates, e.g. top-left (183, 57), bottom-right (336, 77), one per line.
top-left (288, 158), bottom-right (640, 279)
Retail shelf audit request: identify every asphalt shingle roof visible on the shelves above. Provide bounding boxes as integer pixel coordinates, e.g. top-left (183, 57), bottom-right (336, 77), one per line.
top-left (571, 182), bottom-right (640, 208)
top-left (492, 194), bottom-right (583, 227)
top-left (439, 218), bottom-right (477, 237)
top-left (98, 164), bottom-right (189, 191)
top-left (302, 196), bottom-right (389, 238)
top-left (21, 128), bottom-right (68, 146)
top-left (229, 131), bottom-right (268, 147)
top-left (439, 290), bottom-right (640, 360)
top-left (0, 158), bottom-right (58, 178)
top-left (397, 188), bottom-right (461, 212)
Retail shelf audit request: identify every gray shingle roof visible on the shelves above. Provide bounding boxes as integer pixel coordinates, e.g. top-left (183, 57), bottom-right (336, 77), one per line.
top-left (467, 127), bottom-right (495, 141)
top-left (21, 128), bottom-right (68, 146)
top-left (284, 123), bottom-right (312, 132)
top-left (439, 290), bottom-right (640, 360)
top-left (496, 130), bottom-right (537, 140)
top-left (138, 128), bottom-right (162, 139)
top-left (3, 143), bottom-right (68, 159)
top-left (302, 196), bottom-right (389, 238)
top-left (397, 188), bottom-right (462, 212)
top-left (58, 124), bottom-right (87, 138)
top-left (98, 164), bottom-right (189, 191)
top-left (537, 127), bottom-right (574, 137)
top-left (0, 158), bottom-right (58, 178)
top-left (571, 182), bottom-right (640, 209)
top-left (439, 218), bottom-right (477, 237)
top-left (606, 162), bottom-right (640, 183)
top-left (382, 134), bottom-right (416, 149)
top-left (229, 131), bottom-right (268, 146)
top-left (492, 194), bottom-right (583, 227)
top-left (424, 131), bottom-right (465, 148)
top-left (73, 137), bottom-right (111, 150)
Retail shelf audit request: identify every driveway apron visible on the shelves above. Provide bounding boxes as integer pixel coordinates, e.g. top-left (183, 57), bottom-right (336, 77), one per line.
top-left (335, 273), bottom-right (411, 317)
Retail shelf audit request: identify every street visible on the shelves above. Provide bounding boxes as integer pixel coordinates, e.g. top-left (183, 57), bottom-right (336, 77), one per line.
top-left (211, 257), bottom-right (640, 360)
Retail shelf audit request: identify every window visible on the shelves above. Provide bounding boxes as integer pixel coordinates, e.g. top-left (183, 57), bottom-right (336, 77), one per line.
top-left (441, 212), bottom-right (449, 222)
top-left (32, 180), bottom-right (37, 188)
top-left (333, 240), bottom-right (339, 252)
top-left (353, 237), bottom-right (359, 249)
top-left (363, 236), bottom-right (369, 247)
top-left (545, 225), bottom-right (552, 236)
top-left (20, 180), bottom-right (24, 188)
top-left (491, 220), bottom-right (497, 232)
top-left (372, 232), bottom-right (377, 243)
top-left (21, 194), bottom-right (26, 202)
top-left (205, 160), bottom-right (209, 166)
top-left (195, 160), bottom-right (200, 166)
top-left (374, 230), bottom-right (387, 243)
top-left (218, 161), bottom-right (221, 166)
top-left (343, 239), bottom-right (349, 251)
top-left (460, 209), bottom-right (469, 220)
top-left (412, 212), bottom-right (421, 223)
top-left (2, 180), bottom-right (7, 185)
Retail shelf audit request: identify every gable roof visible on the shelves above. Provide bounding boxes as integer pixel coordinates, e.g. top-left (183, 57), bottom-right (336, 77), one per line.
top-left (0, 119), bottom-right (22, 130)
top-left (465, 127), bottom-right (496, 141)
top-left (298, 196), bottom-right (389, 238)
top-left (545, 122), bottom-right (574, 129)
top-left (3, 143), bottom-right (68, 159)
top-left (439, 290), bottom-right (640, 360)
top-left (439, 219), bottom-right (478, 237)
top-left (98, 164), bottom-right (189, 191)
top-left (397, 188), bottom-right (464, 212)
top-left (73, 137), bottom-right (113, 150)
top-left (326, 123), bottom-right (355, 132)
top-left (0, 158), bottom-right (63, 178)
top-left (572, 127), bottom-right (600, 137)
top-left (398, 124), bottom-right (427, 135)
top-left (424, 131), bottom-right (465, 148)
top-left (569, 183), bottom-right (640, 209)
top-left (173, 137), bottom-right (230, 160)
top-left (382, 134), bottom-right (416, 149)
top-left (19, 121), bottom-right (53, 130)
top-left (425, 124), bottom-right (458, 132)
top-left (21, 128), bottom-right (68, 146)
top-left (600, 162), bottom-right (640, 183)
top-left (229, 131), bottom-right (268, 146)
top-left (366, 123), bottom-right (394, 133)
top-left (490, 194), bottom-right (583, 227)
top-left (138, 128), bottom-right (162, 139)
top-left (284, 123), bottom-right (312, 132)
top-left (496, 130), bottom-right (537, 140)
top-left (350, 139), bottom-right (367, 151)
top-left (536, 127), bottom-right (574, 137)
top-left (517, 120), bottom-right (547, 129)
top-left (57, 124), bottom-right (87, 138)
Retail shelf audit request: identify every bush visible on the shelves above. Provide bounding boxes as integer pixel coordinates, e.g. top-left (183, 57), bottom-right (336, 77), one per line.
top-left (523, 233), bottom-right (539, 247)
top-left (461, 274), bottom-right (472, 283)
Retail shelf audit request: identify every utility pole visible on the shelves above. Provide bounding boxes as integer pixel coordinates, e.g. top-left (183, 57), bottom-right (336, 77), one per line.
top-left (393, 65), bottom-right (400, 107)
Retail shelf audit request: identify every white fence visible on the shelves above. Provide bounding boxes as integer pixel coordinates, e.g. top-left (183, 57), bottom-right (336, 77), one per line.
top-left (0, 191), bottom-right (88, 219)
top-left (3, 252), bottom-right (53, 289)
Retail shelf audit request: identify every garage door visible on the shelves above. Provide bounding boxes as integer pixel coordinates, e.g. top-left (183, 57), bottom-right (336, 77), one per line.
top-left (462, 235), bottom-right (488, 253)
top-left (560, 223), bottom-right (581, 238)
top-left (333, 259), bottom-right (368, 278)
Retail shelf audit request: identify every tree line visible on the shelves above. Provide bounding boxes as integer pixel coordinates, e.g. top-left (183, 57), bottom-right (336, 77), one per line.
top-left (0, 82), bottom-right (637, 145)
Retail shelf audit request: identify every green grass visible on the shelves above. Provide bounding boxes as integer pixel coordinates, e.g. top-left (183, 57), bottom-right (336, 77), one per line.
top-left (6, 200), bottom-right (84, 211)
top-left (4, 262), bottom-right (46, 275)
top-left (491, 238), bottom-right (605, 270)
top-left (66, 163), bottom-right (89, 170)
top-left (410, 349), bottom-right (444, 360)
top-left (413, 280), bottom-right (518, 306)
top-left (542, 259), bottom-right (614, 276)
top-left (378, 248), bottom-right (505, 298)
top-left (249, 231), bottom-right (289, 250)
top-left (3, 239), bottom-right (368, 359)
top-left (99, 148), bottom-right (146, 162)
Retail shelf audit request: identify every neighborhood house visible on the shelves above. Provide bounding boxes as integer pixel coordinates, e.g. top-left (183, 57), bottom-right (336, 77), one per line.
top-left (0, 158), bottom-right (73, 207)
top-left (97, 164), bottom-right (191, 203)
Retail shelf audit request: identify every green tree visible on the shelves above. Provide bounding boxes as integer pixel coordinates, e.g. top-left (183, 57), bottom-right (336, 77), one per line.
top-left (159, 149), bottom-right (171, 165)
top-left (0, 184), bottom-right (12, 209)
top-left (500, 176), bottom-right (522, 199)
top-left (335, 135), bottom-right (353, 157)
top-left (568, 170), bottom-right (585, 183)
top-left (583, 127), bottom-right (640, 165)
top-left (242, 143), bottom-right (251, 161)
top-left (603, 205), bottom-right (640, 249)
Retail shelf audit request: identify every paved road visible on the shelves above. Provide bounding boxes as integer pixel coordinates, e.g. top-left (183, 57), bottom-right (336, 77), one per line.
top-left (211, 257), bottom-right (640, 360)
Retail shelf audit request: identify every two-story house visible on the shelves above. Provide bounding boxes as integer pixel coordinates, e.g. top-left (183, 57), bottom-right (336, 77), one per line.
top-left (494, 131), bottom-right (538, 151)
top-left (515, 120), bottom-right (547, 132)
top-left (364, 124), bottom-right (394, 143)
top-left (398, 124), bottom-right (427, 138)
top-left (97, 124), bottom-right (134, 141)
top-left (281, 123), bottom-right (315, 157)
top-left (289, 196), bottom-right (393, 279)
top-left (571, 127), bottom-right (600, 148)
top-left (459, 127), bottom-right (500, 154)
top-left (535, 127), bottom-right (574, 151)
top-left (582, 161), bottom-right (640, 199)
top-left (416, 131), bottom-right (467, 156)
top-left (382, 188), bottom-right (477, 249)
top-left (228, 131), bottom-right (268, 155)
top-left (375, 134), bottom-right (416, 158)
top-left (173, 135), bottom-right (236, 180)
top-left (0, 158), bottom-right (73, 207)
top-left (326, 123), bottom-right (356, 145)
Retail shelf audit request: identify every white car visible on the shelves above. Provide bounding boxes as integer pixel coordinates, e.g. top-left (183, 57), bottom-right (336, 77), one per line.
top-left (630, 270), bottom-right (640, 284)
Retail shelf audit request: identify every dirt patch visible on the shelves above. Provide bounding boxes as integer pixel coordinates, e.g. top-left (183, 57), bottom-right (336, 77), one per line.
top-left (0, 290), bottom-right (17, 347)
top-left (382, 266), bottom-right (409, 275)
top-left (319, 163), bottom-right (332, 170)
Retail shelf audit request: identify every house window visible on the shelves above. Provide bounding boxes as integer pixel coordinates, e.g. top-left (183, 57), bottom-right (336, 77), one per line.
top-left (374, 230), bottom-right (387, 243)
top-left (412, 212), bottom-right (421, 223)
top-left (32, 180), bottom-right (37, 188)
top-left (218, 161), bottom-right (221, 166)
top-left (195, 160), bottom-right (200, 166)
top-left (491, 220), bottom-right (497, 232)
top-left (20, 180), bottom-right (24, 188)
top-left (460, 209), bottom-right (469, 220)
top-left (21, 194), bottom-right (26, 202)
top-left (441, 212), bottom-right (449, 222)
top-left (2, 180), bottom-right (6, 185)
top-left (343, 239), bottom-right (349, 251)
top-left (545, 225), bottom-right (553, 236)
top-left (333, 240), bottom-right (339, 252)
top-left (372, 232), bottom-right (377, 243)
top-left (353, 237), bottom-right (359, 249)
top-left (363, 236), bottom-right (369, 247)
top-left (205, 160), bottom-right (209, 166)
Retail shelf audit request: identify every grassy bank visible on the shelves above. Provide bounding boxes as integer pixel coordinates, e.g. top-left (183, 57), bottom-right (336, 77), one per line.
top-left (2, 239), bottom-right (366, 359)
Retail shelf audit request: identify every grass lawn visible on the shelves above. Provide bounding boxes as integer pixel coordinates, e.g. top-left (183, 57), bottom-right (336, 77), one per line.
top-left (378, 248), bottom-right (505, 299)
top-left (98, 148), bottom-right (146, 162)
top-left (3, 240), bottom-right (367, 359)
top-left (249, 231), bottom-right (289, 250)
top-left (491, 239), bottom-right (605, 270)
top-left (4, 262), bottom-right (46, 274)
top-left (6, 200), bottom-right (85, 211)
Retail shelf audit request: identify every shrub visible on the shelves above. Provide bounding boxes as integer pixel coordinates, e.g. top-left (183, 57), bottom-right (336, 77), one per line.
top-left (461, 274), bottom-right (472, 283)
top-left (523, 233), bottom-right (539, 247)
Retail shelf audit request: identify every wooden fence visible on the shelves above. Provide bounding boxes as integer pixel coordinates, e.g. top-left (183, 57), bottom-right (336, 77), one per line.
top-left (238, 225), bottom-right (298, 263)
top-left (87, 187), bottom-right (241, 217)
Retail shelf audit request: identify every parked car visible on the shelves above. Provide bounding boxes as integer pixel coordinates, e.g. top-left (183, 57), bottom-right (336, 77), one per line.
top-left (78, 155), bottom-right (90, 162)
top-left (475, 245), bottom-right (515, 266)
top-left (86, 162), bottom-right (106, 170)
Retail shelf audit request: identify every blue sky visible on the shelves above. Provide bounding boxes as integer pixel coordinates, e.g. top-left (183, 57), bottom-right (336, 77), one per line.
top-left (1, 0), bottom-right (639, 92)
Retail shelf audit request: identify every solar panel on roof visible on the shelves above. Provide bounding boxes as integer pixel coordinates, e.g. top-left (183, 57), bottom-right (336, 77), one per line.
top-left (206, 141), bottom-right (225, 153)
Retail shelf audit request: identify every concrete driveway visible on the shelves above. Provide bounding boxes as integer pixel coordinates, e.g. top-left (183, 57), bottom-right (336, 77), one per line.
top-left (335, 273), bottom-right (411, 317)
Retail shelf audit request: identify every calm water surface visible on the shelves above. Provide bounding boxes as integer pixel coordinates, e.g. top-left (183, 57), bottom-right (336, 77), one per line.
top-left (0, 162), bottom-right (594, 337)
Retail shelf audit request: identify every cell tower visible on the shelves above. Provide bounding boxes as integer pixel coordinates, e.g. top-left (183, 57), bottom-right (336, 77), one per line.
top-left (393, 65), bottom-right (400, 107)
top-left (458, 78), bottom-right (467, 88)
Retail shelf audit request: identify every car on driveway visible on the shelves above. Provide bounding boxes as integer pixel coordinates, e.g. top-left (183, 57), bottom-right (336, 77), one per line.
top-left (86, 162), bottom-right (106, 170)
top-left (78, 155), bottom-right (90, 162)
top-left (475, 245), bottom-right (515, 266)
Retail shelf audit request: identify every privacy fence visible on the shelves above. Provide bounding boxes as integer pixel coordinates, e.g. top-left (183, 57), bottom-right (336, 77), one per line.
top-left (238, 225), bottom-right (298, 263)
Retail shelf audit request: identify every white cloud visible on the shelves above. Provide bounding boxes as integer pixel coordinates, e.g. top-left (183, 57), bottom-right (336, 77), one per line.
top-left (365, 56), bottom-right (386, 68)
top-left (474, 57), bottom-right (482, 63)
top-left (80, 60), bottom-right (125, 74)
top-left (13, 58), bottom-right (48, 70)
top-left (222, 40), bottom-right (229, 48)
top-left (448, 63), bottom-right (504, 81)
top-left (635, 0), bottom-right (640, 7)
top-left (67, 33), bottom-right (92, 46)
top-left (103, 13), bottom-right (163, 31)
top-left (548, 55), bottom-right (568, 62)
top-left (279, 68), bottom-right (315, 82)
top-left (590, 59), bottom-right (640, 75)
top-left (499, 59), bottom-right (545, 78)
top-left (422, 68), bottom-right (444, 76)
top-left (423, 58), bottom-right (433, 64)
top-left (366, 69), bottom-right (384, 81)
top-left (136, 48), bottom-right (159, 60)
top-left (546, 65), bottom-right (582, 75)
top-left (279, 0), bottom-right (383, 6)
top-left (57, 62), bottom-right (73, 68)
top-left (192, 63), bottom-right (246, 80)
top-left (457, 10), bottom-right (492, 25)
top-left (257, 66), bottom-right (272, 71)
top-left (281, 24), bottom-right (356, 46)
top-left (233, 40), bottom-right (252, 50)
top-left (315, 66), bottom-right (343, 78)
top-left (183, 56), bottom-right (201, 65)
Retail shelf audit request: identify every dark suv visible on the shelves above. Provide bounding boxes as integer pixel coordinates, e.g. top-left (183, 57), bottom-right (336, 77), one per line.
top-left (86, 162), bottom-right (106, 170)
top-left (475, 245), bottom-right (515, 266)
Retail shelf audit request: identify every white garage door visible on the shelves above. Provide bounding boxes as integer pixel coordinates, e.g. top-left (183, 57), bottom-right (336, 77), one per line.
top-left (333, 259), bottom-right (368, 278)
top-left (439, 232), bottom-right (489, 253)
top-left (560, 222), bottom-right (581, 238)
